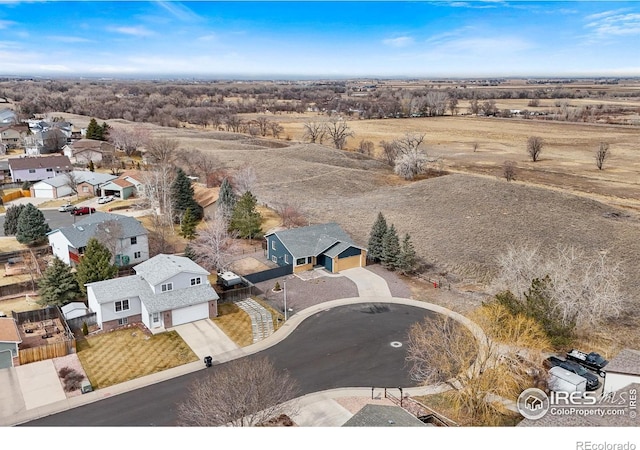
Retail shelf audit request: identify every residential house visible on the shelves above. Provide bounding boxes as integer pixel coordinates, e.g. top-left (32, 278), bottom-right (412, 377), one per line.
top-left (24, 128), bottom-right (68, 156)
top-left (603, 348), bottom-right (640, 395)
top-left (61, 302), bottom-right (90, 321)
top-left (265, 222), bottom-right (367, 273)
top-left (63, 139), bottom-right (115, 166)
top-left (0, 124), bottom-right (28, 149)
top-left (0, 160), bottom-right (10, 183)
top-left (86, 254), bottom-right (219, 332)
top-left (47, 212), bottom-right (149, 267)
top-left (0, 317), bottom-right (21, 369)
top-left (0, 109), bottom-right (17, 125)
top-left (193, 185), bottom-right (220, 220)
top-left (99, 177), bottom-right (135, 200)
top-left (8, 155), bottom-right (72, 183)
top-left (30, 170), bottom-right (117, 199)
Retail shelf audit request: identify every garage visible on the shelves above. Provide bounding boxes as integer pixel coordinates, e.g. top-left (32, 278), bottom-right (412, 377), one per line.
top-left (170, 302), bottom-right (209, 327)
top-left (335, 254), bottom-right (364, 272)
top-left (31, 178), bottom-right (72, 199)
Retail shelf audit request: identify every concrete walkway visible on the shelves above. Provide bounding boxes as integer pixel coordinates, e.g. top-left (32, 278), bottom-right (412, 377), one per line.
top-left (235, 298), bottom-right (274, 343)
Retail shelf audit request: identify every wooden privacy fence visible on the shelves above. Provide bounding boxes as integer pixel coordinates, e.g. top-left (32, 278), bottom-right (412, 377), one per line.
top-left (66, 312), bottom-right (97, 332)
top-left (19, 340), bottom-right (76, 365)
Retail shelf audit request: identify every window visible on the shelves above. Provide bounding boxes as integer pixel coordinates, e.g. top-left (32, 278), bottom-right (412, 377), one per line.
top-left (118, 317), bottom-right (128, 326)
top-left (161, 283), bottom-right (173, 292)
top-left (296, 257), bottom-right (306, 265)
top-left (134, 251), bottom-right (141, 259)
top-left (82, 186), bottom-right (89, 193)
top-left (130, 237), bottom-right (137, 245)
top-left (28, 169), bottom-right (35, 173)
top-left (284, 254), bottom-right (289, 264)
top-left (46, 168), bottom-right (53, 172)
top-left (152, 313), bottom-right (159, 323)
top-left (271, 240), bottom-right (276, 250)
top-left (271, 255), bottom-right (277, 263)
top-left (190, 277), bottom-right (201, 286)
top-left (307, 257), bottom-right (313, 264)
top-left (115, 299), bottom-right (130, 312)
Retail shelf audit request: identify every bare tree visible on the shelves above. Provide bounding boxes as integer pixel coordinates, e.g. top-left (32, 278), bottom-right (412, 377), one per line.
top-left (177, 356), bottom-right (299, 427)
top-left (392, 133), bottom-right (436, 180)
top-left (253, 117), bottom-right (270, 137)
top-left (379, 140), bottom-right (399, 166)
top-left (275, 201), bottom-right (307, 228)
top-left (145, 137), bottom-right (179, 166)
top-left (147, 212), bottom-right (175, 256)
top-left (394, 133), bottom-right (425, 156)
top-left (94, 220), bottom-right (124, 264)
top-left (302, 121), bottom-right (326, 144)
top-left (325, 119), bottom-right (354, 150)
top-left (448, 96), bottom-right (459, 116)
top-left (269, 121), bottom-right (284, 139)
top-left (225, 114), bottom-right (243, 133)
top-left (526, 136), bottom-right (544, 162)
top-left (406, 305), bottom-right (549, 425)
top-left (423, 90), bottom-right (448, 116)
top-left (64, 171), bottom-right (82, 198)
top-left (472, 142), bottom-right (479, 152)
top-left (189, 214), bottom-right (238, 272)
top-left (233, 166), bottom-right (257, 196)
top-left (493, 244), bottom-right (623, 330)
top-left (357, 139), bottom-right (374, 156)
top-left (109, 126), bottom-right (150, 156)
top-left (595, 142), bottom-right (610, 170)
top-left (503, 160), bottom-right (516, 182)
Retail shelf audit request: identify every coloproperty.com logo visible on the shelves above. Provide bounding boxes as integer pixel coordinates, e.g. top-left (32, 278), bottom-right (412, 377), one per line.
top-left (517, 387), bottom-right (637, 420)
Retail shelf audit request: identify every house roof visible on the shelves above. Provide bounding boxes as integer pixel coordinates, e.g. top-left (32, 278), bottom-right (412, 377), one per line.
top-left (342, 404), bottom-right (427, 427)
top-left (605, 348), bottom-right (640, 376)
top-left (119, 170), bottom-right (144, 184)
top-left (73, 170), bottom-right (118, 186)
top-left (265, 223), bottom-right (364, 259)
top-left (87, 273), bottom-right (218, 314)
top-left (61, 302), bottom-right (89, 315)
top-left (134, 254), bottom-right (210, 286)
top-left (68, 139), bottom-right (115, 153)
top-left (48, 212), bottom-right (147, 249)
top-left (193, 185), bottom-right (220, 208)
top-left (35, 176), bottom-right (70, 188)
top-left (0, 318), bottom-right (21, 344)
top-left (8, 155), bottom-right (72, 171)
top-left (103, 178), bottom-right (134, 189)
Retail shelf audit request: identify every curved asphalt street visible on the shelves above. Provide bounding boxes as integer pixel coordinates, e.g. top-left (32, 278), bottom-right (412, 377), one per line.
top-left (24, 303), bottom-right (436, 426)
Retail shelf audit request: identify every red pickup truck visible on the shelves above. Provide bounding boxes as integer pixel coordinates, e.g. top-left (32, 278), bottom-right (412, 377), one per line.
top-left (71, 206), bottom-right (96, 216)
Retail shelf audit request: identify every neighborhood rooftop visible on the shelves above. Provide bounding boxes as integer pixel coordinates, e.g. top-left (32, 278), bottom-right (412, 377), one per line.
top-left (134, 254), bottom-right (209, 287)
top-left (8, 155), bottom-right (72, 170)
top-left (604, 348), bottom-right (640, 375)
top-left (48, 212), bottom-right (147, 249)
top-left (266, 222), bottom-right (363, 258)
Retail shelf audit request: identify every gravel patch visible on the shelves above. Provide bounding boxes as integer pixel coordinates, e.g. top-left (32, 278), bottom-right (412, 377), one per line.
top-left (52, 353), bottom-right (89, 398)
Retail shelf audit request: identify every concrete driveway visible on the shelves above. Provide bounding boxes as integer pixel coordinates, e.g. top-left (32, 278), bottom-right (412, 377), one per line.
top-left (171, 319), bottom-right (239, 361)
top-left (340, 267), bottom-right (392, 298)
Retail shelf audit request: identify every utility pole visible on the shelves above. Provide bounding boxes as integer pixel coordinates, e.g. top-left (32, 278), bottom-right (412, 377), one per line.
top-left (283, 280), bottom-right (287, 321)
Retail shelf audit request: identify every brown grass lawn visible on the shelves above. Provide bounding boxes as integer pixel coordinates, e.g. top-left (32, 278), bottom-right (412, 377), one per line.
top-left (0, 294), bottom-right (41, 313)
top-left (0, 237), bottom-right (29, 253)
top-left (212, 303), bottom-right (253, 347)
top-left (76, 328), bottom-right (198, 389)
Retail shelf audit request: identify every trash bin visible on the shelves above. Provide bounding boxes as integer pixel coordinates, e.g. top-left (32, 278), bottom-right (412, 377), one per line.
top-left (204, 356), bottom-right (213, 368)
top-left (81, 380), bottom-right (93, 394)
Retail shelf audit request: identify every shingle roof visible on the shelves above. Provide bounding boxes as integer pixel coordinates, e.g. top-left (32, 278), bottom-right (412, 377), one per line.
top-left (0, 318), bottom-right (21, 343)
top-left (342, 404), bottom-right (427, 427)
top-left (8, 155), bottom-right (72, 171)
top-left (134, 254), bottom-right (210, 286)
top-left (48, 212), bottom-right (147, 249)
top-left (87, 270), bottom-right (218, 313)
top-left (266, 223), bottom-right (365, 259)
top-left (605, 348), bottom-right (640, 375)
top-left (72, 171), bottom-right (117, 186)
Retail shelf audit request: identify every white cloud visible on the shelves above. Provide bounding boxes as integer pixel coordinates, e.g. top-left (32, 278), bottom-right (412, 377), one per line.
top-left (586, 12), bottom-right (640, 36)
top-left (48, 36), bottom-right (93, 43)
top-left (382, 36), bottom-right (415, 48)
top-left (38, 64), bottom-right (71, 72)
top-left (107, 26), bottom-right (154, 37)
top-left (0, 19), bottom-right (16, 29)
top-left (197, 33), bottom-right (218, 42)
top-left (154, 1), bottom-right (202, 22)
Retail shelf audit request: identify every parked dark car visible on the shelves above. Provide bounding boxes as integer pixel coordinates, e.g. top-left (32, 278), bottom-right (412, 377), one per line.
top-left (558, 360), bottom-right (600, 391)
top-left (566, 349), bottom-right (608, 377)
top-left (543, 356), bottom-right (565, 370)
top-left (71, 206), bottom-right (96, 216)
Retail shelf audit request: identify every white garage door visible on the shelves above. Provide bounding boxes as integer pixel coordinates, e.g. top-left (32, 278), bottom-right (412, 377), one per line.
top-left (33, 186), bottom-right (54, 199)
top-left (171, 302), bottom-right (209, 326)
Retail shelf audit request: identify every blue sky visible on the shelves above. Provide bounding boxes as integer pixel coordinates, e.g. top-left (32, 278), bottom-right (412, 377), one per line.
top-left (0, 1), bottom-right (639, 78)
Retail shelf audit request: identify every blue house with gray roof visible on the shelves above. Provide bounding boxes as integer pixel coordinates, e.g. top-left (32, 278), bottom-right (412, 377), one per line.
top-left (87, 254), bottom-right (219, 332)
top-left (265, 223), bottom-right (367, 273)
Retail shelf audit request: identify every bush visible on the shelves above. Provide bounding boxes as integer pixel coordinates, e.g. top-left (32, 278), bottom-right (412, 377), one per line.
top-left (274, 282), bottom-right (281, 291)
top-left (21, 180), bottom-right (31, 190)
top-left (58, 367), bottom-right (85, 392)
top-left (58, 366), bottom-right (74, 378)
top-left (82, 321), bottom-right (89, 336)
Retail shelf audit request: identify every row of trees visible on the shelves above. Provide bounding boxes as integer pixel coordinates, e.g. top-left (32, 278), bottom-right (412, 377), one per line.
top-left (367, 212), bottom-right (417, 274)
top-left (4, 204), bottom-right (50, 245)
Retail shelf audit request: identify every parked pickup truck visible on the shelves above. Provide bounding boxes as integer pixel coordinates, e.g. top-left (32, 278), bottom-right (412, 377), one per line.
top-left (566, 349), bottom-right (608, 377)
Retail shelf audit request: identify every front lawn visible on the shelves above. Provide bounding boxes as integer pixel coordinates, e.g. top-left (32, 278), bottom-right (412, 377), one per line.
top-left (212, 302), bottom-right (253, 347)
top-left (76, 326), bottom-right (198, 389)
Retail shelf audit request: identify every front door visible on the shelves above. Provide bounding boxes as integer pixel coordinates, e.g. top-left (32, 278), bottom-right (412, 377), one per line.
top-left (164, 311), bottom-right (173, 328)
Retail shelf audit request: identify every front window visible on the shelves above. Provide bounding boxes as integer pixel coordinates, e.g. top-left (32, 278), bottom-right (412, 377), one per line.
top-left (190, 277), bottom-right (201, 286)
top-left (152, 313), bottom-right (160, 323)
top-left (115, 299), bottom-right (130, 312)
top-left (46, 168), bottom-right (53, 172)
top-left (284, 254), bottom-right (289, 264)
top-left (271, 240), bottom-right (276, 250)
top-left (131, 237), bottom-right (137, 245)
top-left (296, 257), bottom-right (306, 265)
top-left (161, 282), bottom-right (173, 292)
top-left (134, 251), bottom-right (141, 259)
top-left (28, 169), bottom-right (35, 173)
top-left (82, 186), bottom-right (89, 193)
top-left (118, 317), bottom-right (128, 326)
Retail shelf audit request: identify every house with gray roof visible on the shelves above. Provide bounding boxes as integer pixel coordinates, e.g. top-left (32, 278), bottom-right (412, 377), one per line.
top-left (342, 404), bottom-right (428, 427)
top-left (8, 154), bottom-right (72, 183)
top-left (86, 254), bottom-right (219, 332)
top-left (47, 212), bottom-right (149, 267)
top-left (0, 108), bottom-right (17, 125)
top-left (603, 348), bottom-right (640, 395)
top-left (30, 169), bottom-right (117, 199)
top-left (265, 222), bottom-right (367, 273)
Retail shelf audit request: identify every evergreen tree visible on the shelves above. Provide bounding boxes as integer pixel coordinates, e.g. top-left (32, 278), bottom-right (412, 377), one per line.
top-left (217, 177), bottom-right (236, 221)
top-left (180, 207), bottom-right (198, 240)
top-left (101, 122), bottom-right (110, 140)
top-left (229, 191), bottom-right (263, 239)
top-left (3, 204), bottom-right (25, 235)
top-left (367, 212), bottom-right (387, 263)
top-left (85, 118), bottom-right (102, 140)
top-left (88, 160), bottom-right (95, 172)
top-left (171, 168), bottom-right (203, 224)
top-left (38, 257), bottom-right (81, 307)
top-left (75, 238), bottom-right (118, 295)
top-left (183, 243), bottom-right (197, 261)
top-left (397, 233), bottom-right (417, 275)
top-left (16, 203), bottom-right (51, 245)
top-left (381, 223), bottom-right (400, 270)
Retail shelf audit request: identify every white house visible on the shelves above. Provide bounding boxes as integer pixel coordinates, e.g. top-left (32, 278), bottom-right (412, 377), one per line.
top-left (603, 348), bottom-right (640, 394)
top-left (47, 212), bottom-right (149, 267)
top-left (8, 155), bottom-right (72, 183)
top-left (30, 170), bottom-right (117, 199)
top-left (86, 254), bottom-right (219, 332)
top-left (31, 176), bottom-right (74, 199)
top-left (62, 139), bottom-right (115, 165)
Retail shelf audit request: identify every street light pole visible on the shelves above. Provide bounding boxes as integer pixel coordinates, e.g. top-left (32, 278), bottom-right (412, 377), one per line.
top-left (283, 280), bottom-right (287, 321)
